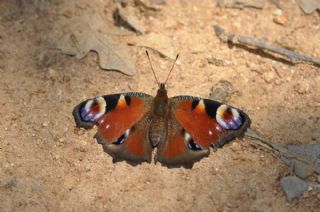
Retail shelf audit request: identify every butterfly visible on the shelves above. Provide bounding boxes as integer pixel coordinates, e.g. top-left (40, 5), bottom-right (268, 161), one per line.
top-left (73, 51), bottom-right (251, 168)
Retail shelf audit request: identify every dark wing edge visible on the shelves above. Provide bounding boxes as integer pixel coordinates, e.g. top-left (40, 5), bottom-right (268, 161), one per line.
top-left (171, 96), bottom-right (251, 147)
top-left (72, 92), bottom-right (154, 165)
top-left (155, 95), bottom-right (251, 168)
top-left (72, 92), bottom-right (152, 129)
top-left (96, 112), bottom-right (153, 165)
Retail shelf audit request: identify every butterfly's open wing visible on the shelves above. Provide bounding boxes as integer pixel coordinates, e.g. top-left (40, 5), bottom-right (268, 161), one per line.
top-left (156, 96), bottom-right (251, 168)
top-left (73, 93), bottom-right (153, 165)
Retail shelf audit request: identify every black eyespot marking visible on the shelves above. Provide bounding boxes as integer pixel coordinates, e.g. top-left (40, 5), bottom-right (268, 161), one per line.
top-left (203, 99), bottom-right (220, 118)
top-left (188, 139), bottom-right (202, 151)
top-left (125, 95), bottom-right (131, 106)
top-left (182, 129), bottom-right (203, 151)
top-left (191, 100), bottom-right (199, 110)
top-left (113, 134), bottom-right (125, 145)
top-left (104, 95), bottom-right (120, 112)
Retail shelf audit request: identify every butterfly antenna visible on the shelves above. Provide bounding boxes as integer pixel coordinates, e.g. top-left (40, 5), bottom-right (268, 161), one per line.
top-left (146, 50), bottom-right (160, 85)
top-left (164, 54), bottom-right (179, 84)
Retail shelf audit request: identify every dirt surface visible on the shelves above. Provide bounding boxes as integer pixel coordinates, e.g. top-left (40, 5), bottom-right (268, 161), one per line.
top-left (0, 0), bottom-right (320, 211)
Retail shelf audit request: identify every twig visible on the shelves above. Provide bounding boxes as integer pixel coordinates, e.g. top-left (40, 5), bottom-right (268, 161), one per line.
top-left (213, 25), bottom-right (320, 66)
top-left (245, 128), bottom-right (320, 175)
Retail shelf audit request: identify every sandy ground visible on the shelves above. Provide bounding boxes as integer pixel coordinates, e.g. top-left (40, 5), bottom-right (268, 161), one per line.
top-left (0, 0), bottom-right (320, 211)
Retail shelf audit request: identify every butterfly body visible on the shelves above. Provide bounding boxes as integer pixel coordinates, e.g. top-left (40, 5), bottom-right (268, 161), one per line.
top-left (149, 83), bottom-right (169, 147)
top-left (73, 83), bottom-right (251, 168)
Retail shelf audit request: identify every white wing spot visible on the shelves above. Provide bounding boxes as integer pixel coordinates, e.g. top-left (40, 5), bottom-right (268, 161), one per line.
top-left (120, 94), bottom-right (125, 99)
top-left (184, 131), bottom-right (191, 142)
top-left (124, 129), bottom-right (131, 138)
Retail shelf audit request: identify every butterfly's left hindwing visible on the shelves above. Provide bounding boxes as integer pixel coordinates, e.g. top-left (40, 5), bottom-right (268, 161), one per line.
top-left (73, 93), bottom-right (154, 164)
top-left (156, 96), bottom-right (251, 168)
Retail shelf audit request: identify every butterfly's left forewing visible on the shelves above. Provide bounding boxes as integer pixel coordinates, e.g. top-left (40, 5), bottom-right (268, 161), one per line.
top-left (156, 96), bottom-right (251, 168)
top-left (73, 93), bottom-right (154, 165)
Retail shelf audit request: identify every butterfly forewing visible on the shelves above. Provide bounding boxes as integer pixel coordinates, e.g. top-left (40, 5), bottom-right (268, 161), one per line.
top-left (155, 96), bottom-right (250, 168)
top-left (73, 92), bottom-right (154, 164)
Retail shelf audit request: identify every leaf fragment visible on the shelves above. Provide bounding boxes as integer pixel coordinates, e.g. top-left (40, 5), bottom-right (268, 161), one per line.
top-left (56, 15), bottom-right (136, 76)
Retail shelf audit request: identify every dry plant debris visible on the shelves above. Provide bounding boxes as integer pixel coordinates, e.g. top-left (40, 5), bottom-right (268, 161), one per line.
top-left (213, 25), bottom-right (320, 66)
top-left (216, 0), bottom-right (265, 9)
top-left (246, 128), bottom-right (320, 202)
top-left (55, 15), bottom-right (136, 76)
top-left (114, 0), bottom-right (160, 34)
top-left (129, 32), bottom-right (177, 59)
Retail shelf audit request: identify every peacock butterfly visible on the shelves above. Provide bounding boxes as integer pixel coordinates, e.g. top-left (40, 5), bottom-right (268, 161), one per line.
top-left (73, 51), bottom-right (251, 168)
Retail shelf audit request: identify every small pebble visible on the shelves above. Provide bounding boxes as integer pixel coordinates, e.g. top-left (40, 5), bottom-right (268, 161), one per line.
top-left (273, 15), bottom-right (287, 25)
top-left (273, 9), bottom-right (286, 25)
top-left (230, 142), bottom-right (241, 152)
top-left (273, 9), bottom-right (283, 16)
top-left (226, 202), bottom-right (233, 208)
top-left (247, 63), bottom-right (263, 74)
top-left (209, 80), bottom-right (233, 102)
top-left (294, 82), bottom-right (309, 94)
top-left (48, 68), bottom-right (57, 80)
top-left (4, 177), bottom-right (21, 190)
top-left (32, 183), bottom-right (44, 191)
top-left (263, 71), bottom-right (276, 83)
top-left (79, 145), bottom-right (87, 152)
top-left (207, 57), bottom-right (231, 67)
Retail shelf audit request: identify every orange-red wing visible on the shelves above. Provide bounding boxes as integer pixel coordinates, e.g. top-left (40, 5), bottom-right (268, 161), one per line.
top-left (155, 96), bottom-right (250, 168)
top-left (161, 132), bottom-right (186, 158)
top-left (124, 129), bottom-right (147, 156)
top-left (173, 100), bottom-right (224, 148)
top-left (73, 93), bottom-right (154, 164)
top-left (99, 118), bottom-right (153, 164)
top-left (155, 111), bottom-right (210, 168)
top-left (170, 96), bottom-right (250, 148)
top-left (73, 93), bottom-right (151, 143)
top-left (96, 96), bottom-right (147, 143)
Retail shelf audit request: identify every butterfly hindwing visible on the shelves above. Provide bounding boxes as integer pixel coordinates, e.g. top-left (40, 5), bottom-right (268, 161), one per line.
top-left (156, 96), bottom-right (251, 168)
top-left (73, 92), bottom-right (154, 164)
top-left (97, 112), bottom-right (153, 164)
top-left (155, 110), bottom-right (210, 168)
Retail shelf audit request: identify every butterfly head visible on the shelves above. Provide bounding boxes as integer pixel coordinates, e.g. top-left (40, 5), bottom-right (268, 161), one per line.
top-left (157, 83), bottom-right (167, 97)
top-left (159, 83), bottom-right (166, 90)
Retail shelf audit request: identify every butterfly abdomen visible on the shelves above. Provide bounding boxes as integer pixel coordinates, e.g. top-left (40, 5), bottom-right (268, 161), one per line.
top-left (149, 85), bottom-right (169, 147)
top-left (149, 117), bottom-right (168, 147)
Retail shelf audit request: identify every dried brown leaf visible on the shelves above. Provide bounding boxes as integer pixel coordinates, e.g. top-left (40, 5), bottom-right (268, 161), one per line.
top-left (56, 15), bottom-right (136, 76)
top-left (115, 2), bottom-right (146, 34)
top-left (133, 33), bottom-right (176, 59)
